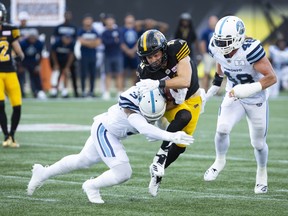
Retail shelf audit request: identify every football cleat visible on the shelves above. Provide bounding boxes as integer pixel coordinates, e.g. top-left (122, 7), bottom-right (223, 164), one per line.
top-left (82, 179), bottom-right (104, 204)
top-left (3, 136), bottom-right (20, 148)
top-left (204, 167), bottom-right (219, 181)
top-left (27, 164), bottom-right (46, 196)
top-left (254, 184), bottom-right (268, 194)
top-left (148, 164), bottom-right (162, 197)
top-left (151, 161), bottom-right (165, 177)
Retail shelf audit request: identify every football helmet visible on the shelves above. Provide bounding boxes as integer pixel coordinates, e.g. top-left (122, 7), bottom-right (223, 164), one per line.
top-left (139, 88), bottom-right (166, 122)
top-left (213, 16), bottom-right (245, 55)
top-left (0, 3), bottom-right (7, 24)
top-left (137, 29), bottom-right (167, 72)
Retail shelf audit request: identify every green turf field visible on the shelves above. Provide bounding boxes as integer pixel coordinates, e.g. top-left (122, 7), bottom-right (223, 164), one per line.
top-left (1, 96), bottom-right (287, 216)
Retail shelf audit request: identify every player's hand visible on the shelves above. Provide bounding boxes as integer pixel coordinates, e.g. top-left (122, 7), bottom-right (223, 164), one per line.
top-left (136, 79), bottom-right (160, 94)
top-left (199, 88), bottom-right (206, 114)
top-left (169, 131), bottom-right (194, 145)
top-left (146, 136), bottom-right (159, 142)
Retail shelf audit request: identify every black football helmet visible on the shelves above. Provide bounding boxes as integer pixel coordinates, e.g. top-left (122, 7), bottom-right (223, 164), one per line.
top-left (137, 29), bottom-right (168, 72)
top-left (0, 2), bottom-right (7, 24)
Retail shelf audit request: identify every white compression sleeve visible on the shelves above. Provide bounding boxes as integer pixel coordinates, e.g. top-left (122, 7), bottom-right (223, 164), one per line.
top-left (127, 113), bottom-right (171, 141)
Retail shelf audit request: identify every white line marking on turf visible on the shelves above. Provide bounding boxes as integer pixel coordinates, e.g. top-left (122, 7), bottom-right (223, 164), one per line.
top-left (0, 175), bottom-right (287, 202)
top-left (6, 195), bottom-right (58, 202)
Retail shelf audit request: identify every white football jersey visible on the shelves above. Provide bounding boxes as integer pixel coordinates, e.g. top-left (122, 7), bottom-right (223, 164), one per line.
top-left (97, 86), bottom-right (141, 139)
top-left (209, 38), bottom-right (268, 104)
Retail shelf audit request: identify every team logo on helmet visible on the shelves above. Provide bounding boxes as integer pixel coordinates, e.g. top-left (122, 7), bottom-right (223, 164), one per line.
top-left (236, 21), bottom-right (245, 35)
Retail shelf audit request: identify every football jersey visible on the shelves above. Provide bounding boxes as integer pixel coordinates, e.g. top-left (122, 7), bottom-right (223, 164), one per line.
top-left (99, 86), bottom-right (141, 139)
top-left (0, 24), bottom-right (20, 72)
top-left (137, 39), bottom-right (199, 99)
top-left (209, 38), bottom-right (267, 104)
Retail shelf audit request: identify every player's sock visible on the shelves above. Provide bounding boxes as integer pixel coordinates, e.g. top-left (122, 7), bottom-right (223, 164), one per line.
top-left (161, 109), bottom-right (191, 168)
top-left (0, 101), bottom-right (9, 137)
top-left (9, 105), bottom-right (21, 141)
top-left (254, 143), bottom-right (268, 185)
top-left (165, 144), bottom-right (186, 168)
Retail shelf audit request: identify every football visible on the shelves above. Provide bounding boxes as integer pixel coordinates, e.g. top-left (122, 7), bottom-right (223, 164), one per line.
top-left (162, 87), bottom-right (176, 101)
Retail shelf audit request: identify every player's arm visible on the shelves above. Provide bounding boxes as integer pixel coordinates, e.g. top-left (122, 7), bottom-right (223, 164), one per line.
top-left (164, 56), bottom-right (191, 89)
top-left (205, 63), bottom-right (224, 100)
top-left (12, 40), bottom-right (24, 61)
top-left (124, 108), bottom-right (193, 144)
top-left (230, 56), bottom-right (277, 98)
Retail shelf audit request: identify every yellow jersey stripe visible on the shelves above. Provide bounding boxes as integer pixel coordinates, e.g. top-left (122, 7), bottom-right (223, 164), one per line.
top-left (176, 44), bottom-right (190, 60)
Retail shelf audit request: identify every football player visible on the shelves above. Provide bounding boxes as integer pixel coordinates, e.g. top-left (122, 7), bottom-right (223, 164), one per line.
top-left (27, 86), bottom-right (194, 204)
top-left (0, 3), bottom-right (24, 147)
top-left (136, 29), bottom-right (204, 196)
top-left (203, 16), bottom-right (277, 194)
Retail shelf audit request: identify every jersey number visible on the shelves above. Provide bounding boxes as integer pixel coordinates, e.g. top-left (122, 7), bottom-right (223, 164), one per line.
top-left (0, 41), bottom-right (10, 62)
top-left (224, 72), bottom-right (254, 87)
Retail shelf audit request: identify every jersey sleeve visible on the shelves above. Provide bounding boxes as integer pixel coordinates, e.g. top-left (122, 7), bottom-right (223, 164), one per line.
top-left (246, 39), bottom-right (265, 64)
top-left (118, 86), bottom-right (140, 112)
top-left (167, 39), bottom-right (190, 62)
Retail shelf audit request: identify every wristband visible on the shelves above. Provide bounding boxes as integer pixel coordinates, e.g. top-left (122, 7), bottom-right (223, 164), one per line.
top-left (212, 73), bottom-right (224, 87)
top-left (159, 80), bottom-right (166, 88)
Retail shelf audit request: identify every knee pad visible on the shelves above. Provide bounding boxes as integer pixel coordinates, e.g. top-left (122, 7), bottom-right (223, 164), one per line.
top-left (251, 139), bottom-right (265, 150)
top-left (217, 123), bottom-right (232, 134)
top-left (111, 163), bottom-right (132, 183)
top-left (175, 109), bottom-right (192, 126)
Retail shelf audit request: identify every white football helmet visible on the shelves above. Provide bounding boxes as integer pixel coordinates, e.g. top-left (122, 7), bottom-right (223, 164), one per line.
top-left (213, 16), bottom-right (246, 55)
top-left (139, 88), bottom-right (166, 122)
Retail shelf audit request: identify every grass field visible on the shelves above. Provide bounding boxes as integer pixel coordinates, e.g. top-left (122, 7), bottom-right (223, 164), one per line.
top-left (1, 95), bottom-right (288, 216)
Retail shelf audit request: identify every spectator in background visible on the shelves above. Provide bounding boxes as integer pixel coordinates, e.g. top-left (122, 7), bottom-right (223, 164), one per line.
top-left (93, 13), bottom-right (108, 96)
top-left (78, 14), bottom-right (101, 97)
top-left (52, 10), bottom-right (79, 97)
top-left (121, 13), bottom-right (139, 87)
top-left (101, 14), bottom-right (124, 100)
top-left (268, 36), bottom-right (288, 98)
top-left (50, 34), bottom-right (75, 98)
top-left (17, 11), bottom-right (30, 97)
top-left (174, 12), bottom-right (198, 62)
top-left (19, 28), bottom-right (46, 99)
top-left (18, 11), bottom-right (30, 41)
top-left (199, 15), bottom-right (218, 92)
top-left (135, 18), bottom-right (169, 37)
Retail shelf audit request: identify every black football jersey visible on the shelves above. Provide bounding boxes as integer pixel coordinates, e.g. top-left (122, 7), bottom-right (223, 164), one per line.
top-left (137, 39), bottom-right (199, 99)
top-left (0, 24), bottom-right (20, 72)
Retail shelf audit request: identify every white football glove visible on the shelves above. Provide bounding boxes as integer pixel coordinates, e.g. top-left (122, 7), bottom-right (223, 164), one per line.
top-left (146, 136), bottom-right (159, 142)
top-left (169, 131), bottom-right (194, 146)
top-left (136, 79), bottom-right (160, 94)
top-left (206, 85), bottom-right (220, 101)
top-left (169, 88), bottom-right (188, 104)
top-left (199, 88), bottom-right (206, 114)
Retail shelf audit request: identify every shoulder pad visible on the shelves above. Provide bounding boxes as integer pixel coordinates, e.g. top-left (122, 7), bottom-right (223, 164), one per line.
top-left (244, 39), bottom-right (265, 64)
top-left (167, 39), bottom-right (190, 61)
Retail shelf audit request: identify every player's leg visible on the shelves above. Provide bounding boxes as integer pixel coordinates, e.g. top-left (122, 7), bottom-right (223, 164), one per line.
top-left (204, 96), bottom-right (245, 181)
top-left (0, 75), bottom-right (10, 146)
top-left (245, 101), bottom-right (269, 193)
top-left (4, 73), bottom-right (22, 147)
top-left (27, 133), bottom-right (101, 196)
top-left (82, 122), bottom-right (132, 203)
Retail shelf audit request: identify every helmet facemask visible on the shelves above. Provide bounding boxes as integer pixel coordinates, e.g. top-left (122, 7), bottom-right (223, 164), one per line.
top-left (213, 16), bottom-right (245, 55)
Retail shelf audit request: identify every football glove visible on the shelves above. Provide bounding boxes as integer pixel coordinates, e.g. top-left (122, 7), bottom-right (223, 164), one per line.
top-left (169, 88), bottom-right (188, 104)
top-left (206, 85), bottom-right (220, 101)
top-left (136, 79), bottom-right (160, 94)
top-left (169, 131), bottom-right (194, 145)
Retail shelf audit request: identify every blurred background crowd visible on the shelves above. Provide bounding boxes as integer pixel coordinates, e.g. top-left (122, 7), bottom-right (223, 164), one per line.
top-left (2, 0), bottom-right (288, 100)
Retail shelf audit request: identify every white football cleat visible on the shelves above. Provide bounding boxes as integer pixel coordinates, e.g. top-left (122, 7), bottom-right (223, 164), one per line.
top-left (204, 167), bottom-right (219, 181)
top-left (151, 162), bottom-right (165, 177)
top-left (27, 164), bottom-right (46, 196)
top-left (148, 164), bottom-right (162, 197)
top-left (254, 184), bottom-right (268, 194)
top-left (82, 179), bottom-right (104, 204)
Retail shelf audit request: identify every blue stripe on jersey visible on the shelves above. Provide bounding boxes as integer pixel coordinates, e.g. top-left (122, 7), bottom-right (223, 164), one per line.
top-left (150, 90), bottom-right (155, 113)
top-left (96, 123), bottom-right (115, 157)
top-left (247, 44), bottom-right (265, 64)
top-left (119, 95), bottom-right (140, 112)
top-left (218, 16), bottom-right (230, 34)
